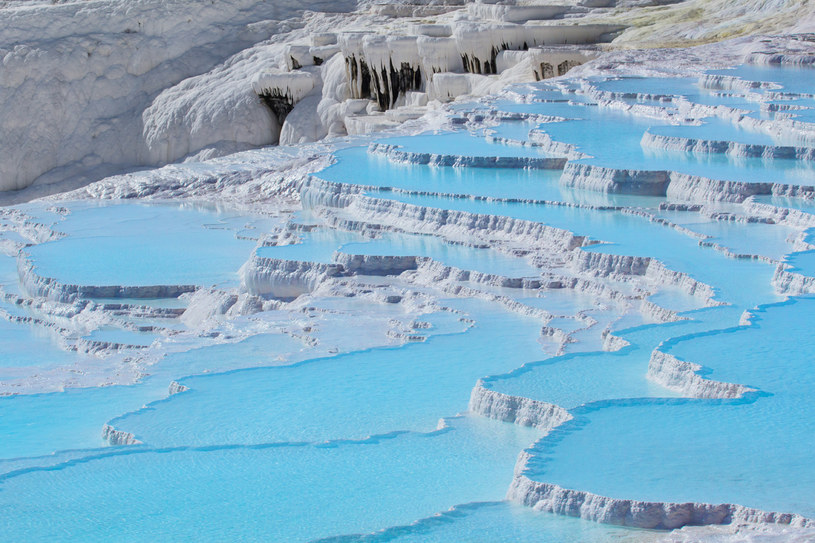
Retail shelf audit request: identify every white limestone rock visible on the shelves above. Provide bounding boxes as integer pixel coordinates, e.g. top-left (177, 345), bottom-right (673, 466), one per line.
top-left (507, 476), bottom-right (814, 530)
top-left (469, 381), bottom-right (573, 430)
top-left (0, 0), bottom-right (355, 192)
top-left (647, 349), bottom-right (754, 399)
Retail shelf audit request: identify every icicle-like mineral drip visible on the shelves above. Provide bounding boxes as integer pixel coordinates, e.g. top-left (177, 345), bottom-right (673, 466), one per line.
top-left (252, 71), bottom-right (315, 124)
top-left (349, 34), bottom-right (425, 110)
top-left (454, 22), bottom-right (620, 75)
top-left (454, 23), bottom-right (526, 74)
top-left (339, 32), bottom-right (372, 100)
top-left (363, 34), bottom-right (394, 110)
top-left (386, 35), bottom-right (423, 107)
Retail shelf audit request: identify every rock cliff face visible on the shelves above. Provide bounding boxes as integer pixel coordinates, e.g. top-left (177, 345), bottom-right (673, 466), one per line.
top-left (772, 263), bottom-right (815, 296)
top-left (647, 350), bottom-right (753, 399)
top-left (102, 424), bottom-right (142, 446)
top-left (18, 258), bottom-right (196, 304)
top-left (0, 0), bottom-right (358, 192)
top-left (507, 477), bottom-right (815, 530)
top-left (641, 131), bottom-right (815, 161)
top-left (301, 176), bottom-right (588, 252)
top-left (469, 381), bottom-right (573, 430)
top-left (252, 71), bottom-right (316, 124)
top-left (368, 143), bottom-right (567, 169)
top-left (560, 163), bottom-right (671, 196)
top-left (0, 0), bottom-right (629, 193)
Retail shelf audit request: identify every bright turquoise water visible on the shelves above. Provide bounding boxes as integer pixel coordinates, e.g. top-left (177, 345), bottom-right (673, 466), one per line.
top-left (3, 64), bottom-right (815, 540)
top-left (547, 115), bottom-right (813, 185)
top-left (487, 306), bottom-right (744, 409)
top-left (522, 299), bottom-right (815, 517)
top-left (0, 416), bottom-right (541, 542)
top-left (323, 144), bottom-right (665, 208)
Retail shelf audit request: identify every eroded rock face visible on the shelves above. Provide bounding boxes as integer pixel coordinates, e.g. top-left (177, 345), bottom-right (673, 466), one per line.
top-left (0, 0), bottom-right (356, 193)
top-left (469, 381), bottom-right (573, 430)
top-left (0, 0), bottom-right (623, 194)
top-left (253, 71), bottom-right (316, 125)
top-left (507, 477), bottom-right (815, 530)
top-left (646, 350), bottom-right (753, 399)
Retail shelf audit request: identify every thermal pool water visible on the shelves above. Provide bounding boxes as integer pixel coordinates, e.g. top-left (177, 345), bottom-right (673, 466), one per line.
top-left (1, 63), bottom-right (815, 541)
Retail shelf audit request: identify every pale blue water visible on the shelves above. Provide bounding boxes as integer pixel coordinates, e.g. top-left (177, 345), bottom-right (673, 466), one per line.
top-left (592, 76), bottom-right (702, 98)
top-left (0, 319), bottom-right (80, 376)
top-left (496, 89), bottom-right (815, 185)
top-left (707, 65), bottom-right (815, 95)
top-left (25, 202), bottom-right (258, 289)
top-left (592, 76), bottom-right (762, 111)
top-left (0, 253), bottom-right (21, 295)
top-left (83, 327), bottom-right (156, 347)
top-left (487, 120), bottom-right (539, 142)
top-left (655, 209), bottom-right (798, 260)
top-left (752, 195), bottom-right (815, 213)
top-left (517, 292), bottom-right (601, 316)
top-left (256, 228), bottom-right (369, 263)
top-left (374, 192), bottom-right (780, 307)
top-left (778, 98), bottom-right (815, 124)
top-left (784, 246), bottom-right (815, 277)
top-left (257, 228), bottom-right (540, 277)
top-left (648, 119), bottom-right (780, 146)
top-left (105, 300), bottom-right (546, 446)
top-left (0, 382), bottom-right (168, 459)
top-left (647, 286), bottom-right (710, 313)
top-left (377, 130), bottom-right (557, 158)
top-left (321, 147), bottom-right (566, 201)
top-left (3, 64), bottom-right (815, 541)
top-left (88, 297), bottom-right (189, 309)
top-left (149, 331), bottom-right (306, 379)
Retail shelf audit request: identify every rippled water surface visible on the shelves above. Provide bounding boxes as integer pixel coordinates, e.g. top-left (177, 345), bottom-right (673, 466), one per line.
top-left (2, 64), bottom-right (815, 541)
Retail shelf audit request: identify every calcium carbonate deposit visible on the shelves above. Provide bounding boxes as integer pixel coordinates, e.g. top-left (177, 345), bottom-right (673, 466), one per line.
top-left (2, 0), bottom-right (815, 541)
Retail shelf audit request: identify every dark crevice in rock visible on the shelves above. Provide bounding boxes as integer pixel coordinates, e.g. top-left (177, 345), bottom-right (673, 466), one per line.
top-left (258, 91), bottom-right (296, 125)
